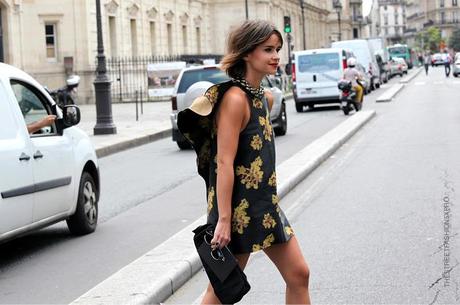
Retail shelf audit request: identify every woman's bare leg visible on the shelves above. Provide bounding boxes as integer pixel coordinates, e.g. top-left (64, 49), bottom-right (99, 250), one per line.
top-left (263, 236), bottom-right (311, 304)
top-left (201, 253), bottom-right (251, 305)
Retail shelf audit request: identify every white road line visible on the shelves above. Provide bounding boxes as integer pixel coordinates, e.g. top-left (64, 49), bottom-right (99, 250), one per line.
top-left (414, 81), bottom-right (426, 86)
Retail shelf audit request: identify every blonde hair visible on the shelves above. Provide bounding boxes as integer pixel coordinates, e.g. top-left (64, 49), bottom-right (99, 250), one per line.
top-left (220, 20), bottom-right (283, 79)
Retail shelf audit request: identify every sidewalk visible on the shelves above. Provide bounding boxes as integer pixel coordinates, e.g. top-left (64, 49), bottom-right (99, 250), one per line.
top-left (77, 101), bottom-right (172, 157)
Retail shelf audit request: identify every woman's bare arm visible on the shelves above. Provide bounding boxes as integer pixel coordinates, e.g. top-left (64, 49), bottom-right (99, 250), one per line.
top-left (212, 87), bottom-right (250, 248)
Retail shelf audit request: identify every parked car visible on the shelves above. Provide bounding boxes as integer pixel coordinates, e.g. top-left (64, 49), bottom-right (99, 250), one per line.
top-left (292, 48), bottom-right (356, 112)
top-left (389, 57), bottom-right (408, 77)
top-left (170, 65), bottom-right (288, 149)
top-left (431, 53), bottom-right (444, 66)
top-left (331, 39), bottom-right (382, 90)
top-left (453, 58), bottom-right (460, 77)
top-left (0, 63), bottom-right (100, 244)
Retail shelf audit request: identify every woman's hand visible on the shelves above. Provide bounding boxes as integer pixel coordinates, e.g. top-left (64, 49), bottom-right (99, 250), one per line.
top-left (211, 217), bottom-right (231, 250)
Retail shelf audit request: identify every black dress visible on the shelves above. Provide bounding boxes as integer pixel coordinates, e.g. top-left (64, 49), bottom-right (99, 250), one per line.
top-left (178, 80), bottom-right (293, 255)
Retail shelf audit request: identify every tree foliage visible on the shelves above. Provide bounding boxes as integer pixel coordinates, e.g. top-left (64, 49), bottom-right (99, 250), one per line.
top-left (416, 27), bottom-right (442, 52)
top-left (449, 27), bottom-right (460, 52)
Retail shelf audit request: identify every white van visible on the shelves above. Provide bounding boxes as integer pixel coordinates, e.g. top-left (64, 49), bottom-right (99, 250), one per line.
top-left (331, 39), bottom-right (381, 90)
top-left (292, 48), bottom-right (355, 112)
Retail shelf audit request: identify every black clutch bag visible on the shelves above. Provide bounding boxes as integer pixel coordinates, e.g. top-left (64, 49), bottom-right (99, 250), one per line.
top-left (192, 224), bottom-right (251, 304)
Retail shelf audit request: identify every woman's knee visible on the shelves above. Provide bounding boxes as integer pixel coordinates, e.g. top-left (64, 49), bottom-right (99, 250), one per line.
top-left (286, 263), bottom-right (310, 288)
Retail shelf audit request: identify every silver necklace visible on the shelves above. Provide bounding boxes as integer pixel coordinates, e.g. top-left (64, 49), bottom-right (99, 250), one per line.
top-left (232, 78), bottom-right (265, 99)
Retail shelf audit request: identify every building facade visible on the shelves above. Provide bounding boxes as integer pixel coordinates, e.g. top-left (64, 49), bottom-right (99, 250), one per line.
top-left (371, 0), bottom-right (408, 44)
top-left (0, 0), bottom-right (354, 103)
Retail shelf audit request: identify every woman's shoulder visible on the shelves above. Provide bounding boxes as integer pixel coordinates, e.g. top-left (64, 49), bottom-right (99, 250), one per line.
top-left (221, 85), bottom-right (249, 108)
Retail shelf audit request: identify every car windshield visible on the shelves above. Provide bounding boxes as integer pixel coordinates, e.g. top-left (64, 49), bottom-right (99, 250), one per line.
top-left (298, 53), bottom-right (339, 73)
top-left (389, 46), bottom-right (407, 54)
top-left (177, 68), bottom-right (230, 93)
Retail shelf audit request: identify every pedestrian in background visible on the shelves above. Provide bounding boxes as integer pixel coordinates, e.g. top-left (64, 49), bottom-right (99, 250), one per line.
top-left (444, 50), bottom-right (452, 77)
top-left (424, 52), bottom-right (431, 75)
top-left (179, 20), bottom-right (311, 304)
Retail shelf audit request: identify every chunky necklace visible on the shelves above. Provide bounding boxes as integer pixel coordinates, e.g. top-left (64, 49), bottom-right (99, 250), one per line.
top-left (232, 78), bottom-right (265, 99)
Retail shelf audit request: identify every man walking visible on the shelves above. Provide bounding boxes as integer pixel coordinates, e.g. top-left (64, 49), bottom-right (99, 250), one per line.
top-left (424, 52), bottom-right (431, 75)
top-left (444, 50), bottom-right (452, 77)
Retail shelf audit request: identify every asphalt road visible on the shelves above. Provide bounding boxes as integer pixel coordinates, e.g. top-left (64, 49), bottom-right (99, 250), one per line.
top-left (167, 67), bottom-right (460, 304)
top-left (0, 73), bottom-right (407, 304)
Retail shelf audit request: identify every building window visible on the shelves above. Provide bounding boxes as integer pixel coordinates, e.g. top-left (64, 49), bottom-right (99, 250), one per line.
top-left (196, 27), bottom-right (201, 54)
top-left (130, 19), bottom-right (138, 56)
top-left (384, 15), bottom-right (389, 25)
top-left (384, 5), bottom-right (387, 10)
top-left (441, 11), bottom-right (446, 24)
top-left (109, 16), bottom-right (117, 57)
top-left (385, 27), bottom-right (389, 35)
top-left (395, 13), bottom-right (399, 25)
top-left (453, 0), bottom-right (458, 6)
top-left (440, 0), bottom-right (445, 8)
top-left (167, 23), bottom-right (172, 54)
top-left (453, 11), bottom-right (459, 22)
top-left (150, 22), bottom-right (156, 55)
top-left (182, 25), bottom-right (187, 54)
top-left (45, 23), bottom-right (57, 60)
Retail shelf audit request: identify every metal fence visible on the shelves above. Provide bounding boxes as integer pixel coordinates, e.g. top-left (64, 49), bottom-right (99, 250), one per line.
top-left (104, 54), bottom-right (222, 103)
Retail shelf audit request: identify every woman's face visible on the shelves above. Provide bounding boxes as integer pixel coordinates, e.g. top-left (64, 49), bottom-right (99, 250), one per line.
top-left (245, 33), bottom-right (282, 76)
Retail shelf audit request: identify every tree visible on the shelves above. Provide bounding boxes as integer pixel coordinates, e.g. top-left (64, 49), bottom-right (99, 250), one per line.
top-left (449, 27), bottom-right (460, 52)
top-left (416, 27), bottom-right (442, 52)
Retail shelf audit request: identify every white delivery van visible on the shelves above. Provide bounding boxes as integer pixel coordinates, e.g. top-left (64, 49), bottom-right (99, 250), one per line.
top-left (292, 48), bottom-right (355, 112)
top-left (331, 39), bottom-right (381, 90)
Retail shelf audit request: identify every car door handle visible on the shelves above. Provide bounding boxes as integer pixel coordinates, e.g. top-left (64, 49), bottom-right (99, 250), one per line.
top-left (19, 152), bottom-right (31, 161)
top-left (33, 150), bottom-right (44, 159)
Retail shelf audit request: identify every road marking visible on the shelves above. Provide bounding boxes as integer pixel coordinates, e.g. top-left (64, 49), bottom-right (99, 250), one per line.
top-left (414, 81), bottom-right (426, 86)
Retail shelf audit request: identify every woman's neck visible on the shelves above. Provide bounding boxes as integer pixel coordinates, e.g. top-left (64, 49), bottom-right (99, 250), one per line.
top-left (244, 70), bottom-right (264, 88)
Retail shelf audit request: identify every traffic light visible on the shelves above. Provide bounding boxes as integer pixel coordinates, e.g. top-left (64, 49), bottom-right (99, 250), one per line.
top-left (284, 16), bottom-right (291, 33)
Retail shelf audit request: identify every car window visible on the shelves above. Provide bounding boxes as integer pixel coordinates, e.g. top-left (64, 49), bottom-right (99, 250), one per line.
top-left (10, 80), bottom-right (55, 136)
top-left (177, 68), bottom-right (230, 93)
top-left (261, 77), bottom-right (272, 88)
top-left (298, 53), bottom-right (339, 73)
top-left (0, 82), bottom-right (18, 140)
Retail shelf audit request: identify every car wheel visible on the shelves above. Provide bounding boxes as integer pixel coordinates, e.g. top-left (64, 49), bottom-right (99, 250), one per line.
top-left (67, 172), bottom-right (98, 235)
top-left (295, 103), bottom-right (304, 113)
top-left (376, 82), bottom-right (380, 89)
top-left (177, 139), bottom-right (192, 150)
top-left (274, 103), bottom-right (287, 136)
top-left (454, 73), bottom-right (458, 78)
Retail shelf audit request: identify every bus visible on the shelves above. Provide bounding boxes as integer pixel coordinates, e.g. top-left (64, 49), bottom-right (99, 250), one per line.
top-left (388, 44), bottom-right (415, 69)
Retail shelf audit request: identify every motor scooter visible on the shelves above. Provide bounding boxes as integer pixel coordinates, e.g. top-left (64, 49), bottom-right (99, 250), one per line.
top-left (337, 79), bottom-right (362, 115)
top-left (47, 75), bottom-right (80, 109)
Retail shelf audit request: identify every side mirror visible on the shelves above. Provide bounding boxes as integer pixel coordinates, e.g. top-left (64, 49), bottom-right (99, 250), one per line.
top-left (62, 105), bottom-right (81, 127)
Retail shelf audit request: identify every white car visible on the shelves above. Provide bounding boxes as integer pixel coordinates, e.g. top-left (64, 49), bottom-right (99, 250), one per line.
top-left (0, 63), bottom-right (100, 243)
top-left (170, 65), bottom-right (287, 149)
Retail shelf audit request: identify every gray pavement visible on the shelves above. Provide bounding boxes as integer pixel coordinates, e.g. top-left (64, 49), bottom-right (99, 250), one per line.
top-left (78, 101), bottom-right (172, 157)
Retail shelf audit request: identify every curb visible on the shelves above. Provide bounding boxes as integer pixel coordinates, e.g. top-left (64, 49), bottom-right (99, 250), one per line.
top-left (70, 110), bottom-right (376, 305)
top-left (376, 83), bottom-right (405, 103)
top-left (399, 66), bottom-right (423, 84)
top-left (95, 129), bottom-right (172, 158)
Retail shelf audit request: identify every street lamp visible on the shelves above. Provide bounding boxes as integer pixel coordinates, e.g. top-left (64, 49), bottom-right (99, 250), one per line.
top-left (333, 0), bottom-right (343, 41)
top-left (245, 0), bottom-right (248, 20)
top-left (93, 0), bottom-right (116, 135)
top-left (300, 0), bottom-right (306, 50)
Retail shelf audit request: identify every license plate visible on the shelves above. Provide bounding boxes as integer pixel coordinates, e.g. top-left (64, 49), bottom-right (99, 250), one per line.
top-left (301, 88), bottom-right (316, 95)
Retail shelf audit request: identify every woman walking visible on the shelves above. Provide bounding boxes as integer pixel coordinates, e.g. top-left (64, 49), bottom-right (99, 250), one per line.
top-left (178, 20), bottom-right (311, 304)
top-left (424, 52), bottom-right (431, 75)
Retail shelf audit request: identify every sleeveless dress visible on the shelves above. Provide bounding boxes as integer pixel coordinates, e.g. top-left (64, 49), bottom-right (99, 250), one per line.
top-left (177, 80), bottom-right (293, 255)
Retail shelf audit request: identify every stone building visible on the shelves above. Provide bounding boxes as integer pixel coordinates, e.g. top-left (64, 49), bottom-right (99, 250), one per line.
top-left (405, 0), bottom-right (460, 46)
top-left (0, 0), bottom-right (350, 103)
top-left (370, 0), bottom-right (408, 44)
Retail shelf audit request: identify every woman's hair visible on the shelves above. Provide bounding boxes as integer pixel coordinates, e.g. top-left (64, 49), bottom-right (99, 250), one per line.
top-left (220, 20), bottom-right (283, 79)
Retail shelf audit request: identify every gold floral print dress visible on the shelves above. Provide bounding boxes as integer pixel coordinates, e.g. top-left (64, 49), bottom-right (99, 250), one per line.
top-left (177, 80), bottom-right (293, 255)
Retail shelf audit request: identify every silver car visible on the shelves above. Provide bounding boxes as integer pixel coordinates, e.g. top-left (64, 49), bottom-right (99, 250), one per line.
top-left (453, 59), bottom-right (460, 78)
top-left (170, 65), bottom-right (287, 149)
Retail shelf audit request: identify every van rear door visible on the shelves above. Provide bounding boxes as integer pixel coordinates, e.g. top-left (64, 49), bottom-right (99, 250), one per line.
top-left (296, 52), bottom-right (341, 100)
